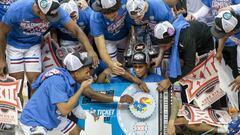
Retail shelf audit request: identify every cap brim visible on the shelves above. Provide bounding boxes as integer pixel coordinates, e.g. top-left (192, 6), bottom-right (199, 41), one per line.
top-left (92, 2), bottom-right (102, 12)
top-left (47, 13), bottom-right (60, 22)
top-left (82, 57), bottom-right (93, 67)
top-left (132, 61), bottom-right (146, 64)
top-left (210, 25), bottom-right (226, 39)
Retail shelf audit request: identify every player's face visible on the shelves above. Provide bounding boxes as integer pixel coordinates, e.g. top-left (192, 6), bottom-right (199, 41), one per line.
top-left (74, 66), bottom-right (92, 83)
top-left (133, 63), bottom-right (148, 78)
top-left (129, 4), bottom-right (147, 23)
top-left (103, 11), bottom-right (118, 21)
top-left (38, 10), bottom-right (48, 22)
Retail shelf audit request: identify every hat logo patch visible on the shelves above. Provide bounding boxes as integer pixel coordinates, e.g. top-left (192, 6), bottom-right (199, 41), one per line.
top-left (40, 0), bottom-right (48, 8)
top-left (167, 27), bottom-right (174, 36)
top-left (134, 53), bottom-right (144, 60)
top-left (223, 12), bottom-right (232, 20)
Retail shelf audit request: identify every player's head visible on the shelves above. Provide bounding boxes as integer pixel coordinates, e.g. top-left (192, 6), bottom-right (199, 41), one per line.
top-left (211, 10), bottom-right (240, 39)
top-left (61, 0), bottom-right (79, 22)
top-left (152, 21), bottom-right (175, 51)
top-left (36, 0), bottom-right (61, 22)
top-left (92, 0), bottom-right (121, 20)
top-left (126, 0), bottom-right (148, 23)
top-left (63, 52), bottom-right (93, 83)
top-left (132, 52), bottom-right (149, 78)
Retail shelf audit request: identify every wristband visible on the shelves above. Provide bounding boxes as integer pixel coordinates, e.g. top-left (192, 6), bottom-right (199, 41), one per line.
top-left (113, 96), bottom-right (121, 102)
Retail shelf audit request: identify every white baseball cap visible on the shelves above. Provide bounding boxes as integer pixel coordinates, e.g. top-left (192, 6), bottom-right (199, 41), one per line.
top-left (151, 21), bottom-right (175, 44)
top-left (60, 0), bottom-right (79, 19)
top-left (211, 10), bottom-right (239, 39)
top-left (92, 0), bottom-right (118, 12)
top-left (126, 0), bottom-right (146, 16)
top-left (37, 0), bottom-right (61, 22)
top-left (63, 52), bottom-right (92, 71)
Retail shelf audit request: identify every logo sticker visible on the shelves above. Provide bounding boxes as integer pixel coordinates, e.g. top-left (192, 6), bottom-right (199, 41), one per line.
top-left (40, 0), bottom-right (48, 8)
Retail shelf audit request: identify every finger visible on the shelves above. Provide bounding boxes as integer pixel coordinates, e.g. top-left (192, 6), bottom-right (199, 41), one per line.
top-left (235, 85), bottom-right (240, 92)
top-left (143, 85), bottom-right (150, 93)
top-left (229, 80), bottom-right (236, 87)
top-left (93, 57), bottom-right (98, 67)
top-left (232, 83), bottom-right (238, 91)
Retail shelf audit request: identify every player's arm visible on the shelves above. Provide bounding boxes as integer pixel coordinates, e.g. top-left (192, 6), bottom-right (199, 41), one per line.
top-left (64, 19), bottom-right (99, 66)
top-left (94, 35), bottom-right (125, 75)
top-left (82, 87), bottom-right (133, 104)
top-left (120, 71), bottom-right (150, 93)
top-left (167, 95), bottom-right (179, 135)
top-left (57, 79), bottom-right (93, 115)
top-left (0, 22), bottom-right (11, 75)
top-left (96, 68), bottom-right (112, 83)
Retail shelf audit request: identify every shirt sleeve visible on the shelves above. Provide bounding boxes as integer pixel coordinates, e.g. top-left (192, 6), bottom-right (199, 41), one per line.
top-left (47, 76), bottom-right (69, 105)
top-left (90, 13), bottom-right (104, 37)
top-left (233, 0), bottom-right (240, 4)
top-left (201, 0), bottom-right (212, 7)
top-left (1, 6), bottom-right (16, 27)
top-left (58, 7), bottom-right (71, 26)
top-left (83, 7), bottom-right (93, 30)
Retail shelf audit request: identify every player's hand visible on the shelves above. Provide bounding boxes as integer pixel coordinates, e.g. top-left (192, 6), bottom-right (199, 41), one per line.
top-left (80, 78), bottom-right (93, 91)
top-left (0, 59), bottom-right (7, 77)
top-left (137, 81), bottom-right (150, 93)
top-left (215, 52), bottom-right (223, 63)
top-left (120, 95), bottom-right (133, 104)
top-left (185, 14), bottom-right (196, 21)
top-left (88, 51), bottom-right (99, 68)
top-left (157, 79), bottom-right (171, 92)
top-left (77, 0), bottom-right (88, 10)
top-left (109, 61), bottom-right (125, 75)
top-left (167, 120), bottom-right (176, 135)
top-left (151, 56), bottom-right (162, 68)
top-left (229, 75), bottom-right (240, 92)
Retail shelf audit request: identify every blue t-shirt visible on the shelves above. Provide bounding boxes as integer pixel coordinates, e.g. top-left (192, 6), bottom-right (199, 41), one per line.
top-left (0, 0), bottom-right (17, 20)
top-left (2, 0), bottom-right (71, 49)
top-left (110, 72), bottom-right (164, 83)
top-left (90, 0), bottom-right (130, 41)
top-left (20, 68), bottom-right (79, 130)
top-left (56, 7), bottom-right (92, 41)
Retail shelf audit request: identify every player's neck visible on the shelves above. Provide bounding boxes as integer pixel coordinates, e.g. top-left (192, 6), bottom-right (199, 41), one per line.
top-left (32, 3), bottom-right (40, 17)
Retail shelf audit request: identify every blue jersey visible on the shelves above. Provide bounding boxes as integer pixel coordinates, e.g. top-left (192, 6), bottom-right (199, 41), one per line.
top-left (20, 68), bottom-right (79, 130)
top-left (90, 0), bottom-right (130, 41)
top-left (110, 72), bottom-right (164, 83)
top-left (56, 7), bottom-right (92, 41)
top-left (2, 0), bottom-right (71, 49)
top-left (0, 0), bottom-right (16, 20)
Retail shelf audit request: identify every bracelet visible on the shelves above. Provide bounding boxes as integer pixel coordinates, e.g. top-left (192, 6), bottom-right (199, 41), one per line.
top-left (113, 96), bottom-right (121, 102)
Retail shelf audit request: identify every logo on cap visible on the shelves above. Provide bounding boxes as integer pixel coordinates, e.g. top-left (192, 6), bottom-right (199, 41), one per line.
top-left (223, 12), bottom-right (232, 20)
top-left (133, 53), bottom-right (144, 60)
top-left (167, 27), bottom-right (175, 36)
top-left (40, 0), bottom-right (48, 8)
